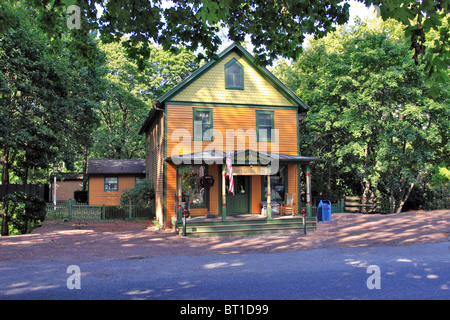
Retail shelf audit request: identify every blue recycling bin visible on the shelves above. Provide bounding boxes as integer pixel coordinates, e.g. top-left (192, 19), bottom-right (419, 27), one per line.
top-left (317, 200), bottom-right (331, 223)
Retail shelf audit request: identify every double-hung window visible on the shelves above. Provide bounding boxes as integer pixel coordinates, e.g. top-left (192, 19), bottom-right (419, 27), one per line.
top-left (104, 177), bottom-right (118, 191)
top-left (256, 110), bottom-right (275, 142)
top-left (193, 108), bottom-right (213, 141)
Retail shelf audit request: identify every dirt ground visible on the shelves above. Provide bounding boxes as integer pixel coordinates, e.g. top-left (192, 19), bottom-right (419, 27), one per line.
top-left (1, 210), bottom-right (448, 262)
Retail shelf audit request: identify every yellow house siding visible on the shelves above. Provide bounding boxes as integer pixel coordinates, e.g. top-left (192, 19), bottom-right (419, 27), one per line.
top-left (145, 111), bottom-right (165, 223)
top-left (166, 104), bottom-right (298, 157)
top-left (88, 175), bottom-right (140, 206)
top-left (208, 165), bottom-right (220, 215)
top-left (166, 162), bottom-right (177, 221)
top-left (251, 175), bottom-right (262, 214)
top-left (171, 52), bottom-right (295, 107)
top-left (287, 164), bottom-right (299, 213)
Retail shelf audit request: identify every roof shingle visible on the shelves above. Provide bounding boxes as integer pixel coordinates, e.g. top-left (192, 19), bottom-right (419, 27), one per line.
top-left (87, 159), bottom-right (145, 175)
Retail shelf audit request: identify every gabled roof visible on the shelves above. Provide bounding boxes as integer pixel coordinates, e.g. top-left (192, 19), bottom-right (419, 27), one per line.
top-left (139, 43), bottom-right (309, 134)
top-left (87, 159), bottom-right (145, 175)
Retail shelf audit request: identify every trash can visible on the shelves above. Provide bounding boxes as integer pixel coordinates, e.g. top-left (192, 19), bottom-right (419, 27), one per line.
top-left (317, 200), bottom-right (331, 223)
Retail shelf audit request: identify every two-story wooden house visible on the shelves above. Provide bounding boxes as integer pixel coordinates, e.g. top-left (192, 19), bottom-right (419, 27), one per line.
top-left (140, 43), bottom-right (319, 235)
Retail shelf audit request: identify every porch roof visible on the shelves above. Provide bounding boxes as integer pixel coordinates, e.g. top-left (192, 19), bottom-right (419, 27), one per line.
top-left (165, 150), bottom-right (320, 165)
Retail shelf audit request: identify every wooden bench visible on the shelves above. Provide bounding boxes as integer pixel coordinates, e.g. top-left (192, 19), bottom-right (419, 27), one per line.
top-left (344, 196), bottom-right (381, 213)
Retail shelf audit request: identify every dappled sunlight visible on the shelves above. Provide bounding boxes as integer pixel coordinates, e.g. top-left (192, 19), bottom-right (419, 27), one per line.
top-left (2, 281), bottom-right (60, 296)
top-left (202, 260), bottom-right (245, 269)
top-left (0, 210), bottom-right (448, 262)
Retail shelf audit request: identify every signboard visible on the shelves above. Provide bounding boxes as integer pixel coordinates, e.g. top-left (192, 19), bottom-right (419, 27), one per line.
top-left (232, 166), bottom-right (270, 175)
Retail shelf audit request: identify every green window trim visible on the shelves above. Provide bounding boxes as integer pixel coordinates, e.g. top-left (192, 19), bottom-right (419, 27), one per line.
top-left (135, 176), bottom-right (145, 186)
top-left (224, 58), bottom-right (244, 90)
top-left (256, 110), bottom-right (275, 142)
top-left (193, 107), bottom-right (214, 141)
top-left (104, 176), bottom-right (119, 192)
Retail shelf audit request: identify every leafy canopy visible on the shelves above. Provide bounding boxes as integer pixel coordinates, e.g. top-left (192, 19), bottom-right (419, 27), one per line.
top-left (274, 17), bottom-right (449, 212)
top-left (16, 0), bottom-right (447, 80)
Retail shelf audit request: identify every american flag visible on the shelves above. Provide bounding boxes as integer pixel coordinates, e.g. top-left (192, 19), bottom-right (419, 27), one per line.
top-left (226, 153), bottom-right (234, 195)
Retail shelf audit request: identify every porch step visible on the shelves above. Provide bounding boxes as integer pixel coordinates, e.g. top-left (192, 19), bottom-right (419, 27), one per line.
top-left (176, 217), bottom-right (316, 236)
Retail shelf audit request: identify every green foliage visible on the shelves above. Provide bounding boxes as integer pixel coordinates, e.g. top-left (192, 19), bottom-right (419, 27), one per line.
top-left (91, 40), bottom-right (198, 160)
top-left (364, 1), bottom-right (450, 91)
top-left (11, 0), bottom-right (446, 84)
top-left (1, 191), bottom-right (46, 236)
top-left (120, 180), bottom-right (155, 208)
top-left (14, 0), bottom-right (350, 68)
top-left (274, 17), bottom-right (449, 212)
top-left (0, 3), bottom-right (104, 184)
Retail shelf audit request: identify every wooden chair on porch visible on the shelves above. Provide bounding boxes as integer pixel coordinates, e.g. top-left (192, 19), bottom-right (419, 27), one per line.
top-left (283, 193), bottom-right (295, 216)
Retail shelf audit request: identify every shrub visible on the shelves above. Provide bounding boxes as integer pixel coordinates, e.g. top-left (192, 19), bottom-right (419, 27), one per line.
top-left (74, 190), bottom-right (88, 203)
top-left (1, 191), bottom-right (46, 236)
top-left (120, 179), bottom-right (155, 208)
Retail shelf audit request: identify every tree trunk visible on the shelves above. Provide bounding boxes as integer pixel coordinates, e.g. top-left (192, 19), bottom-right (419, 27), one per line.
top-left (21, 165), bottom-right (29, 184)
top-left (362, 180), bottom-right (371, 213)
top-left (1, 149), bottom-right (10, 185)
top-left (1, 200), bottom-right (9, 236)
top-left (82, 147), bottom-right (88, 191)
top-left (389, 179), bottom-right (395, 213)
top-left (394, 172), bottom-right (423, 214)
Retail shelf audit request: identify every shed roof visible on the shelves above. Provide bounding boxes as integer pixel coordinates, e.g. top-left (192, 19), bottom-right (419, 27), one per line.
top-left (87, 159), bottom-right (146, 175)
top-left (56, 172), bottom-right (84, 181)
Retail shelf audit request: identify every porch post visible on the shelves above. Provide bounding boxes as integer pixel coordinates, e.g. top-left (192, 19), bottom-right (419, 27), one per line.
top-left (306, 164), bottom-right (312, 217)
top-left (177, 168), bottom-right (182, 222)
top-left (266, 165), bottom-right (271, 219)
top-left (221, 164), bottom-right (227, 221)
top-left (297, 164), bottom-right (302, 215)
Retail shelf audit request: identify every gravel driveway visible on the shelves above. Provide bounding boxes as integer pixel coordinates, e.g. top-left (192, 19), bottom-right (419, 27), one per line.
top-left (1, 210), bottom-right (448, 262)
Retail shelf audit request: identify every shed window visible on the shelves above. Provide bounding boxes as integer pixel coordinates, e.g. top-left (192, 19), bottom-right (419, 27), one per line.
top-left (104, 177), bottom-right (118, 191)
top-left (225, 58), bottom-right (244, 89)
top-left (135, 176), bottom-right (145, 186)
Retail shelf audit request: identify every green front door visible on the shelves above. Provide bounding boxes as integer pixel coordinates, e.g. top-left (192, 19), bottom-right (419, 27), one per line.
top-left (226, 176), bottom-right (250, 214)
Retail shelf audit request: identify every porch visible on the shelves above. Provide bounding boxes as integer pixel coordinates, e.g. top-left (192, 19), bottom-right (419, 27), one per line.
top-left (176, 213), bottom-right (317, 236)
top-left (168, 150), bottom-right (320, 236)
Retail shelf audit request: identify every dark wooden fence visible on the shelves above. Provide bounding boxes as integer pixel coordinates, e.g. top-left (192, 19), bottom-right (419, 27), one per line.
top-left (344, 196), bottom-right (381, 213)
top-left (0, 184), bottom-right (49, 201)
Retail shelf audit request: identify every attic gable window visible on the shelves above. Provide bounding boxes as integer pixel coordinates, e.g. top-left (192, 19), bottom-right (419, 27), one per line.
top-left (225, 58), bottom-right (244, 89)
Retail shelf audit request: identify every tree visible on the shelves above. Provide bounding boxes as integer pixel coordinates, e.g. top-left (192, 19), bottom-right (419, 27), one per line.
top-left (1, 191), bottom-right (46, 236)
top-left (22, 0), bottom-right (349, 67)
top-left (0, 3), bottom-right (104, 228)
top-left (91, 40), bottom-right (198, 159)
top-left (19, 0), bottom-right (447, 81)
top-left (275, 17), bottom-right (449, 212)
top-left (365, 1), bottom-right (449, 91)
top-left (0, 3), bottom-right (100, 179)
